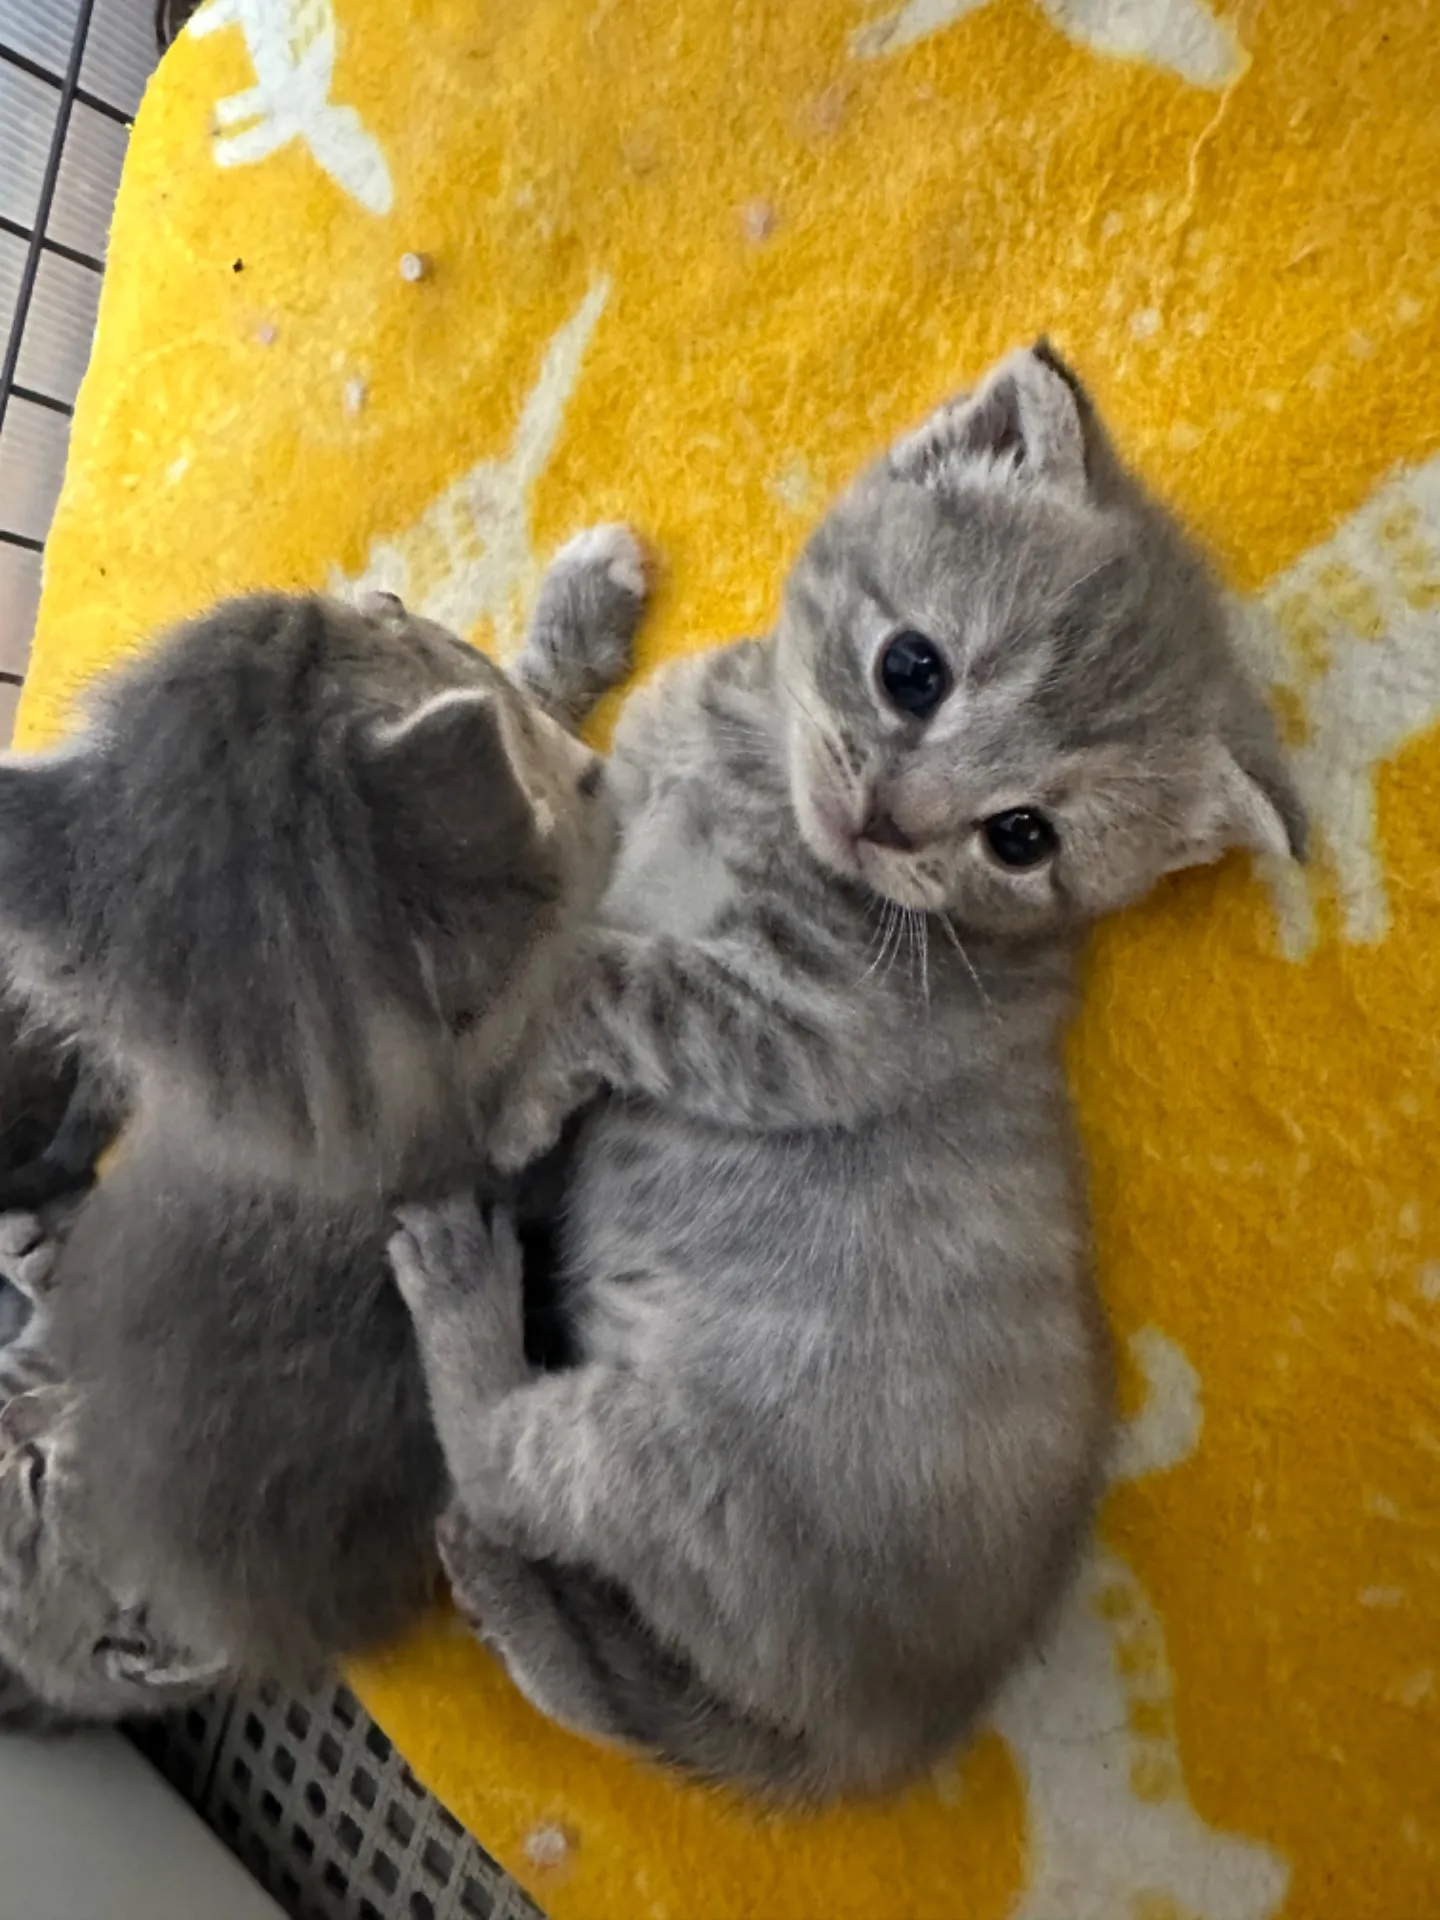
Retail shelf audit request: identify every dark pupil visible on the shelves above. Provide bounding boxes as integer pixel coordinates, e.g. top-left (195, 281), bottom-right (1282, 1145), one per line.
top-left (878, 630), bottom-right (951, 718)
top-left (983, 808), bottom-right (1058, 869)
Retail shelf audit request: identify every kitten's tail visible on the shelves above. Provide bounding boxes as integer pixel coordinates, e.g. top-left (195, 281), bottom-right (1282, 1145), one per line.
top-left (471, 1552), bottom-right (878, 1805)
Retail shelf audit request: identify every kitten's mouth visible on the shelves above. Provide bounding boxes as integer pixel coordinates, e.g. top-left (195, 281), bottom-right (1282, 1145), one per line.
top-left (797, 781), bottom-right (940, 909)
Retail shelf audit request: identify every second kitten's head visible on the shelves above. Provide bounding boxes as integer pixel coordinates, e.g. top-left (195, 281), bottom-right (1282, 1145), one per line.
top-left (0, 1380), bottom-right (226, 1724)
top-left (0, 594), bottom-right (614, 1184)
top-left (779, 344), bottom-right (1304, 934)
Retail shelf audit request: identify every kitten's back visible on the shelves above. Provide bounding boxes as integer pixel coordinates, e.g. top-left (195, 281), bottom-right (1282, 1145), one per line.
top-left (59, 1142), bottom-right (444, 1674)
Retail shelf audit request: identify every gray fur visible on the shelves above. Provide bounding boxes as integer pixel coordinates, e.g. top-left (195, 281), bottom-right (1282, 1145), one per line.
top-left (0, 1219), bottom-right (228, 1727)
top-left (394, 345), bottom-right (1304, 1803)
top-left (0, 534), bottom-right (645, 1686)
top-left (0, 1371), bottom-right (230, 1728)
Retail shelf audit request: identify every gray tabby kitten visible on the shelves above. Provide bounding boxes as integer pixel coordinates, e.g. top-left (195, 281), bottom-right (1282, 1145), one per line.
top-left (0, 1211), bottom-right (228, 1726)
top-left (391, 344), bottom-right (1305, 1804)
top-left (0, 532), bottom-right (644, 1683)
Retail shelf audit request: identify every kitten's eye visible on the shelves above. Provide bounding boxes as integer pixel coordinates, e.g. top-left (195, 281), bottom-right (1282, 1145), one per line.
top-left (981, 808), bottom-right (1058, 870)
top-left (877, 630), bottom-right (952, 719)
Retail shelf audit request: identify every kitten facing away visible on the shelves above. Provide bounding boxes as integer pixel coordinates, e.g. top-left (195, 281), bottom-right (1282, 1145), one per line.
top-left (0, 535), bottom-right (646, 1687)
top-left (391, 345), bottom-right (1306, 1805)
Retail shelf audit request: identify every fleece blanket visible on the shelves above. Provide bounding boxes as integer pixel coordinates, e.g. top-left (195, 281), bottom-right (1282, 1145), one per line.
top-left (17, 2), bottom-right (1440, 1914)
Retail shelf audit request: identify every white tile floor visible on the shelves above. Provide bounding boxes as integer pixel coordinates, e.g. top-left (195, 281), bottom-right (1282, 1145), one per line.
top-left (0, 0), bottom-right (157, 704)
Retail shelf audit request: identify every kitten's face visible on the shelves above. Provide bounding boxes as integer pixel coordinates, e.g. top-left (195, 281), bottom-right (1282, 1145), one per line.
top-left (778, 347), bottom-right (1303, 935)
top-left (0, 1382), bottom-right (225, 1722)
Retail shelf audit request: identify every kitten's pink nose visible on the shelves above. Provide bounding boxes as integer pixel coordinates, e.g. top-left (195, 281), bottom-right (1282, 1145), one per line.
top-left (858, 805), bottom-right (916, 852)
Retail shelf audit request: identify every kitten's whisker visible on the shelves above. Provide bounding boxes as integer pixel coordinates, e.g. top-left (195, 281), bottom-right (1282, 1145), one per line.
top-left (858, 902), bottom-right (890, 983)
top-left (936, 912), bottom-right (992, 1011)
top-left (858, 901), bottom-right (900, 986)
top-left (915, 909), bottom-right (932, 1017)
top-left (878, 903), bottom-right (907, 989)
top-left (774, 675), bottom-right (831, 742)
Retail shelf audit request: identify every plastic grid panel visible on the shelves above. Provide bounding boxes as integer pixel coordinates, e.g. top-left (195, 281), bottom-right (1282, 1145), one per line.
top-left (133, 1680), bottom-right (548, 1920)
top-left (0, 0), bottom-right (135, 699)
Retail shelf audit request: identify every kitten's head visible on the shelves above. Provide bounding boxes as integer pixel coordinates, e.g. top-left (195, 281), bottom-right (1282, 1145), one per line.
top-left (0, 593), bottom-right (614, 1183)
top-left (779, 343), bottom-right (1304, 934)
top-left (0, 1382), bottom-right (226, 1723)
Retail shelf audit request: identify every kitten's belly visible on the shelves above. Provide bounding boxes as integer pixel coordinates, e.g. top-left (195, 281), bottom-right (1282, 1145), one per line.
top-left (562, 1095), bottom-right (1067, 1369)
top-left (564, 1108), bottom-right (822, 1349)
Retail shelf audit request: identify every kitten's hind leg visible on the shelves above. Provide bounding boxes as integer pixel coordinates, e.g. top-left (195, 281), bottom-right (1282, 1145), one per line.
top-left (392, 1202), bottom-right (816, 1790)
top-left (392, 1199), bottom-right (638, 1742)
top-left (513, 525), bottom-right (648, 729)
top-left (436, 1506), bottom-right (636, 1747)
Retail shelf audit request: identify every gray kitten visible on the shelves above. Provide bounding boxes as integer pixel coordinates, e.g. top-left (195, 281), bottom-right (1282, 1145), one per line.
top-left (391, 344), bottom-right (1305, 1804)
top-left (0, 1214), bottom-right (228, 1726)
top-left (0, 533), bottom-right (644, 1683)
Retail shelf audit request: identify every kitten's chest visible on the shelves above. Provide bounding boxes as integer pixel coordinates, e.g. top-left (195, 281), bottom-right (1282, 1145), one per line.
top-left (603, 767), bottom-right (741, 940)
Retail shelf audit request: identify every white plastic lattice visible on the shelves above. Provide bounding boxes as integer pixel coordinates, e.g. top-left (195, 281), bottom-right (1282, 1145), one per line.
top-left (132, 1679), bottom-right (545, 1920)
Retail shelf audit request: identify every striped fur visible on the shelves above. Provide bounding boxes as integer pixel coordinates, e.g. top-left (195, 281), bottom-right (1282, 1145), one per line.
top-left (397, 347), bottom-right (1303, 1802)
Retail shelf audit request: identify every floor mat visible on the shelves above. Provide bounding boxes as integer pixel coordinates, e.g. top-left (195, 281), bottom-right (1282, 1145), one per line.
top-left (16, 2), bottom-right (1440, 1915)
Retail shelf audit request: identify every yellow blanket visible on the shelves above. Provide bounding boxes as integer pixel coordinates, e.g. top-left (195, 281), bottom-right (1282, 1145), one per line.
top-left (20, 2), bottom-right (1440, 1914)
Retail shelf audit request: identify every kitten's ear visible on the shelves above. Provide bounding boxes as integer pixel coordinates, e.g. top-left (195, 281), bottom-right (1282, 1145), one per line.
top-left (890, 341), bottom-right (1094, 496)
top-left (0, 754), bottom-right (78, 968)
top-left (358, 688), bottom-right (535, 863)
top-left (1190, 689), bottom-right (1307, 864)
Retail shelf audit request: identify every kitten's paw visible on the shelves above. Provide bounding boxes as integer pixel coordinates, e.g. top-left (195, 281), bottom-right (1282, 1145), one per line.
top-left (390, 1194), bottom-right (522, 1313)
top-left (518, 524), bottom-right (651, 724)
top-left (99, 1611), bottom-right (231, 1696)
top-left (0, 1212), bottom-right (58, 1301)
top-left (490, 1068), bottom-right (599, 1174)
top-left (552, 522), bottom-right (648, 602)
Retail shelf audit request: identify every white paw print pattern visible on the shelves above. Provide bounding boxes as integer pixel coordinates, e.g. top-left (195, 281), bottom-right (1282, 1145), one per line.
top-left (189, 0), bottom-right (394, 215)
top-left (850, 0), bottom-right (1244, 88)
top-left (329, 281), bottom-right (611, 652)
top-left (1232, 455), bottom-right (1440, 961)
top-left (990, 1328), bottom-right (1289, 1920)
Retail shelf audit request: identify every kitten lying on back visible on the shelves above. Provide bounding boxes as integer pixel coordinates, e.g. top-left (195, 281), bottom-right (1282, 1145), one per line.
top-left (392, 344), bottom-right (1305, 1804)
top-left (0, 533), bottom-right (645, 1685)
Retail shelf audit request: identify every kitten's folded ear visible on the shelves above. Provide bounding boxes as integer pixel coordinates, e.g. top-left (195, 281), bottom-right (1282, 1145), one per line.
top-left (890, 341), bottom-right (1105, 497)
top-left (358, 688), bottom-right (535, 870)
top-left (1194, 685), bottom-right (1308, 865)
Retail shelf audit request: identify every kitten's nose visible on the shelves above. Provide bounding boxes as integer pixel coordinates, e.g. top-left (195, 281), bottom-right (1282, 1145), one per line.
top-left (858, 805), bottom-right (916, 852)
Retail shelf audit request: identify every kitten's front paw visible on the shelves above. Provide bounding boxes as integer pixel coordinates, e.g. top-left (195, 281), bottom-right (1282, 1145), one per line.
top-left (389, 1194), bottom-right (523, 1313)
top-left (489, 1067), bottom-right (599, 1174)
top-left (553, 523), bottom-right (648, 602)
top-left (519, 524), bottom-right (650, 723)
top-left (98, 1607), bottom-right (232, 1696)
top-left (0, 1212), bottom-right (59, 1302)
